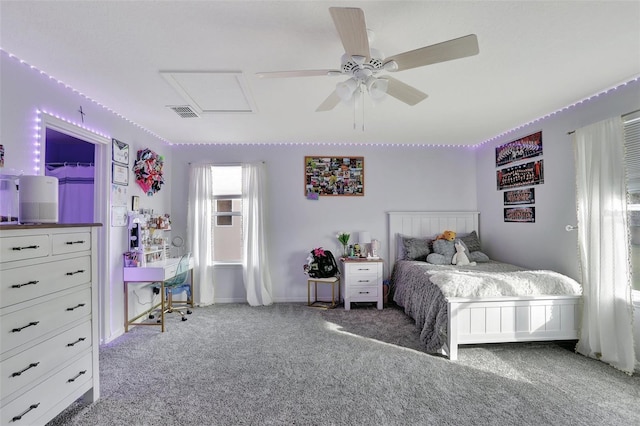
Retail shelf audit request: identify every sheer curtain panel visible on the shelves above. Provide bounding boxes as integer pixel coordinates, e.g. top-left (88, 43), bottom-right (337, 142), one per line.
top-left (573, 117), bottom-right (636, 374)
top-left (187, 164), bottom-right (215, 306)
top-left (242, 162), bottom-right (274, 306)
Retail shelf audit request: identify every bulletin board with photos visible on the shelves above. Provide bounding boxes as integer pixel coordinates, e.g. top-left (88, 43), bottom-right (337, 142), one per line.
top-left (304, 156), bottom-right (364, 197)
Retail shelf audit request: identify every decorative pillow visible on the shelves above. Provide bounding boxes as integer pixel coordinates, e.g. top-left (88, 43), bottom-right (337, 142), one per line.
top-left (426, 252), bottom-right (449, 265)
top-left (459, 231), bottom-right (481, 253)
top-left (469, 251), bottom-right (490, 263)
top-left (431, 239), bottom-right (456, 264)
top-left (402, 237), bottom-right (432, 261)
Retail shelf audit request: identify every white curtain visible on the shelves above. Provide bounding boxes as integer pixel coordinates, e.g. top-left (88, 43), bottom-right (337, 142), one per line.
top-left (242, 162), bottom-right (273, 306)
top-left (573, 117), bottom-right (636, 374)
top-left (187, 164), bottom-right (215, 306)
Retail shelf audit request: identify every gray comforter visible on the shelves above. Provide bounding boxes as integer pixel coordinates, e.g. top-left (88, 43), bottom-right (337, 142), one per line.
top-left (390, 260), bottom-right (526, 352)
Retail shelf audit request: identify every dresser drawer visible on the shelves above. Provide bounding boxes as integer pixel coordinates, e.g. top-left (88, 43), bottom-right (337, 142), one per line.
top-left (1, 288), bottom-right (92, 355)
top-left (1, 352), bottom-right (93, 426)
top-left (0, 234), bottom-right (50, 263)
top-left (0, 256), bottom-right (91, 309)
top-left (1, 321), bottom-right (92, 400)
top-left (52, 232), bottom-right (91, 255)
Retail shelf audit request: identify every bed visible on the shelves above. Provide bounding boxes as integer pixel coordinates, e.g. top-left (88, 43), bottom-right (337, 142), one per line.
top-left (388, 211), bottom-right (582, 361)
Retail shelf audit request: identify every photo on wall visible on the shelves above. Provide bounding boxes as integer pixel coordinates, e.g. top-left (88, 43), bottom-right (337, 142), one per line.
top-left (504, 188), bottom-right (535, 205)
top-left (504, 206), bottom-right (536, 223)
top-left (497, 159), bottom-right (544, 190)
top-left (495, 131), bottom-right (543, 167)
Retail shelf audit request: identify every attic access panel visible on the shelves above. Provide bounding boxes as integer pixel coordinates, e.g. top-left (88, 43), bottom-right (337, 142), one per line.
top-left (161, 71), bottom-right (257, 114)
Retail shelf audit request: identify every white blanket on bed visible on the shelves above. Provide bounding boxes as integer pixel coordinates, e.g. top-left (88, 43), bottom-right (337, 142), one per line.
top-left (428, 269), bottom-right (582, 298)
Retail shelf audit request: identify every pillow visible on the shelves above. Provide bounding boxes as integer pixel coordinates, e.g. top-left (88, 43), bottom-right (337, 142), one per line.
top-left (469, 251), bottom-right (490, 263)
top-left (402, 236), bottom-right (432, 261)
top-left (430, 239), bottom-right (456, 264)
top-left (459, 231), bottom-right (481, 253)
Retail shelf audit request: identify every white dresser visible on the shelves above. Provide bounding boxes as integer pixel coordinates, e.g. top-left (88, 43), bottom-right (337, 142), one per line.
top-left (0, 224), bottom-right (100, 425)
top-left (340, 259), bottom-right (384, 310)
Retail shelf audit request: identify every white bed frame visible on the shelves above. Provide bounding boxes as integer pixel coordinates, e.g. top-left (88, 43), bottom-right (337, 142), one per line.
top-left (388, 211), bottom-right (581, 360)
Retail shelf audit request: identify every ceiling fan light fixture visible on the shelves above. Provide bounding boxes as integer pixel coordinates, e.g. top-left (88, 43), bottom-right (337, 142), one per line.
top-left (366, 76), bottom-right (388, 100)
top-left (336, 78), bottom-right (359, 102)
top-left (382, 60), bottom-right (399, 72)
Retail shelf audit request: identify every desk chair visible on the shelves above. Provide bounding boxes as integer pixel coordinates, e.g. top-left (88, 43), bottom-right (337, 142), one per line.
top-left (151, 253), bottom-right (193, 322)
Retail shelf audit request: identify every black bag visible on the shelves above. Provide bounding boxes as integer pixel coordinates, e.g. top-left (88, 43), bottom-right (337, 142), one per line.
top-left (307, 249), bottom-right (339, 278)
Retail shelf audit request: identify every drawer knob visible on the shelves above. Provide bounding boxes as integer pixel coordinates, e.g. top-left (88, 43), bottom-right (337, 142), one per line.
top-left (66, 303), bottom-right (86, 312)
top-left (66, 269), bottom-right (86, 276)
top-left (65, 240), bottom-right (86, 245)
top-left (11, 362), bottom-right (40, 378)
top-left (11, 321), bottom-right (39, 333)
top-left (12, 403), bottom-right (40, 422)
top-left (67, 337), bottom-right (87, 347)
top-left (67, 370), bottom-right (87, 383)
top-left (11, 280), bottom-right (39, 289)
top-left (11, 245), bottom-right (39, 251)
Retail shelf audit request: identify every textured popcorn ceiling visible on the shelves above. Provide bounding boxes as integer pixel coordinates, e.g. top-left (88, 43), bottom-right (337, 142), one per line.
top-left (1, 1), bottom-right (638, 145)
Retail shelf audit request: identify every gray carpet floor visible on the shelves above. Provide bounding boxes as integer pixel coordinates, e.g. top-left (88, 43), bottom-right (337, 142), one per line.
top-left (48, 303), bottom-right (640, 426)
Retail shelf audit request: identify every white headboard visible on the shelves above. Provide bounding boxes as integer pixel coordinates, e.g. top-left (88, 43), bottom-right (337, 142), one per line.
top-left (387, 211), bottom-right (479, 272)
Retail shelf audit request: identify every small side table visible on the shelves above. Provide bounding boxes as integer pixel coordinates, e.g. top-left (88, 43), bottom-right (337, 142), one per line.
top-left (307, 276), bottom-right (341, 309)
top-left (340, 258), bottom-right (384, 310)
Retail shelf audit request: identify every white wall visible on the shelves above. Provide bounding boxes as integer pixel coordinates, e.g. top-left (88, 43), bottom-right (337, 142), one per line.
top-left (0, 53), bottom-right (172, 343)
top-left (169, 143), bottom-right (478, 302)
top-left (474, 79), bottom-right (640, 367)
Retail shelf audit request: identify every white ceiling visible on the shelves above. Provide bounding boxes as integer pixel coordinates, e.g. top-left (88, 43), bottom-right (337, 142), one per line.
top-left (2, 1), bottom-right (639, 146)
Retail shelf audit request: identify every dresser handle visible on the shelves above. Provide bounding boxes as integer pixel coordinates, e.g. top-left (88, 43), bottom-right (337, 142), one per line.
top-left (11, 280), bottom-right (39, 289)
top-left (66, 303), bottom-right (86, 311)
top-left (11, 362), bottom-right (40, 377)
top-left (357, 280), bottom-right (370, 283)
top-left (66, 269), bottom-right (86, 276)
top-left (358, 291), bottom-right (370, 294)
top-left (11, 245), bottom-right (39, 251)
top-left (67, 370), bottom-right (87, 383)
top-left (11, 321), bottom-right (39, 333)
top-left (65, 240), bottom-right (85, 245)
top-left (12, 403), bottom-right (40, 422)
top-left (67, 337), bottom-right (87, 347)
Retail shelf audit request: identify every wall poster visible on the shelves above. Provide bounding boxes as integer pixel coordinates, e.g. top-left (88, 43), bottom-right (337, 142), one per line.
top-left (495, 131), bottom-right (543, 167)
top-left (497, 159), bottom-right (544, 190)
top-left (304, 156), bottom-right (364, 196)
top-left (504, 188), bottom-right (535, 205)
top-left (504, 206), bottom-right (536, 223)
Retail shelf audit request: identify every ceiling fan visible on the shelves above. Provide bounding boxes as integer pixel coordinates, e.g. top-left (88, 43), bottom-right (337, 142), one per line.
top-left (256, 7), bottom-right (479, 112)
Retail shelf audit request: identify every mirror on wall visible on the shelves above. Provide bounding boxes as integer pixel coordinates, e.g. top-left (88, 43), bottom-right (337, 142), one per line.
top-left (44, 128), bottom-right (96, 223)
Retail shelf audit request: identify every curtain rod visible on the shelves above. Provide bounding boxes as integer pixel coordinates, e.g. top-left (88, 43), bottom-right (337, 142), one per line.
top-left (567, 108), bottom-right (640, 135)
top-left (187, 161), bottom-right (265, 166)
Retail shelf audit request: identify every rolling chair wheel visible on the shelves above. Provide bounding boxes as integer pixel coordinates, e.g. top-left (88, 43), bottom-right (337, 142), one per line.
top-left (187, 310), bottom-right (192, 315)
top-left (181, 317), bottom-right (187, 321)
top-left (149, 314), bottom-right (155, 319)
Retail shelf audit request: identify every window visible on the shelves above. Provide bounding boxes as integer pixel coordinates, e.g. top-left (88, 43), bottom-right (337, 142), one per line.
top-left (624, 110), bottom-right (640, 292)
top-left (212, 166), bottom-right (242, 262)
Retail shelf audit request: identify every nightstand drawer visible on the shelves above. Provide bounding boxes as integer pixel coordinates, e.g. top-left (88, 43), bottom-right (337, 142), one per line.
top-left (347, 285), bottom-right (379, 300)
top-left (345, 263), bottom-right (379, 275)
top-left (347, 274), bottom-right (378, 286)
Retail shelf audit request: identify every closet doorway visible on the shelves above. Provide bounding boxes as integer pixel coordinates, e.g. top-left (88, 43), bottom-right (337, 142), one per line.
top-left (41, 112), bottom-right (111, 344)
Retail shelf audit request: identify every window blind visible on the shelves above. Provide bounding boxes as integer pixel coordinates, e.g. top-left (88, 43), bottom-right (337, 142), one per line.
top-left (624, 110), bottom-right (640, 192)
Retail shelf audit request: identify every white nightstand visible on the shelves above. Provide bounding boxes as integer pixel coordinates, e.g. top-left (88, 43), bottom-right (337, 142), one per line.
top-left (340, 258), bottom-right (384, 310)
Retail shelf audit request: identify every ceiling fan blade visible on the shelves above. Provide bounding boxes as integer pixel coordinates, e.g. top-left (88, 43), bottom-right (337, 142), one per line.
top-left (316, 91), bottom-right (341, 112)
top-left (256, 70), bottom-right (340, 78)
top-left (329, 7), bottom-right (370, 60)
top-left (379, 76), bottom-right (428, 106)
top-left (384, 34), bottom-right (479, 72)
